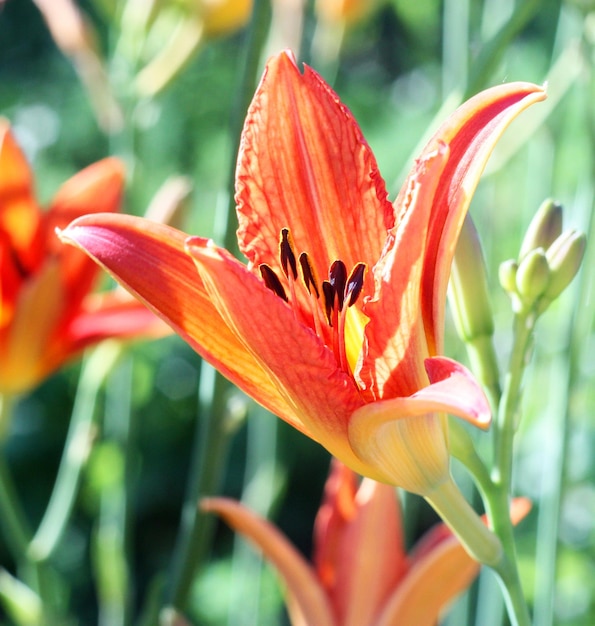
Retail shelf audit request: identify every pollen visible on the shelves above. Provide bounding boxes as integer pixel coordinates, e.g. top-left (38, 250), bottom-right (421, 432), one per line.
top-left (259, 228), bottom-right (367, 377)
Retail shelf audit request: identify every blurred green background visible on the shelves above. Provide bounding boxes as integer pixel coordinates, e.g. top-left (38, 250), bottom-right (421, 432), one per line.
top-left (0, 0), bottom-right (594, 624)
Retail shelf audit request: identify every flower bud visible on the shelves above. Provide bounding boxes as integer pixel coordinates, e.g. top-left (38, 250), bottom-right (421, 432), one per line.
top-left (449, 216), bottom-right (494, 342)
top-left (515, 247), bottom-right (550, 304)
top-left (519, 199), bottom-right (563, 260)
top-left (544, 230), bottom-right (586, 301)
top-left (498, 259), bottom-right (518, 295)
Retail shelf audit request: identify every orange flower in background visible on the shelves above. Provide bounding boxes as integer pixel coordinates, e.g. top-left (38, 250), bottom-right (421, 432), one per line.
top-left (0, 121), bottom-right (162, 396)
top-left (202, 461), bottom-right (531, 626)
top-left (60, 52), bottom-right (545, 497)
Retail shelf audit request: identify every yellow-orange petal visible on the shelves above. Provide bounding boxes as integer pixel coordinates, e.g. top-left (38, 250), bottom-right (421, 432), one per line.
top-left (236, 50), bottom-right (392, 303)
top-left (201, 497), bottom-right (336, 626)
top-left (58, 214), bottom-right (301, 432)
top-left (348, 358), bottom-right (490, 494)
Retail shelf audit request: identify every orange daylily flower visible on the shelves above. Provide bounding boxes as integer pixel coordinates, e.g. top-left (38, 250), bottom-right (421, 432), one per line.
top-left (0, 121), bottom-right (162, 396)
top-left (60, 51), bottom-right (545, 496)
top-left (202, 461), bottom-right (531, 626)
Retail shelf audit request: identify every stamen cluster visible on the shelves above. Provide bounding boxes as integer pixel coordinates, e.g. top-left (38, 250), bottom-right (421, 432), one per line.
top-left (259, 228), bottom-right (366, 375)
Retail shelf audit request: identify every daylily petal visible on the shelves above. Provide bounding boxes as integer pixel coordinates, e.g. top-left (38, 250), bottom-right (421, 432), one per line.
top-left (313, 461), bottom-right (408, 625)
top-left (374, 497), bottom-right (532, 626)
top-left (415, 82), bottom-right (547, 353)
top-left (61, 292), bottom-right (169, 351)
top-left (313, 460), bottom-right (359, 590)
top-left (201, 497), bottom-right (336, 626)
top-left (58, 214), bottom-right (301, 431)
top-left (333, 478), bottom-right (407, 626)
top-left (0, 259), bottom-right (64, 394)
top-left (0, 121), bottom-right (42, 271)
top-left (373, 524), bottom-right (478, 626)
top-left (348, 358), bottom-right (489, 494)
top-left (358, 142), bottom-right (450, 401)
top-left (45, 157), bottom-right (125, 237)
top-left (236, 50), bottom-right (392, 302)
top-left (186, 236), bottom-right (387, 479)
top-left (46, 158), bottom-right (125, 315)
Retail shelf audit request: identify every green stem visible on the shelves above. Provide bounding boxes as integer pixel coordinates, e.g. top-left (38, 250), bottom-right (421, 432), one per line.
top-left (29, 344), bottom-right (121, 563)
top-left (484, 312), bottom-right (536, 626)
top-left (94, 355), bottom-right (134, 626)
top-left (163, 365), bottom-right (240, 616)
top-left (0, 454), bottom-right (31, 563)
top-left (492, 314), bottom-right (534, 491)
top-left (425, 478), bottom-right (502, 567)
top-left (0, 403), bottom-right (61, 624)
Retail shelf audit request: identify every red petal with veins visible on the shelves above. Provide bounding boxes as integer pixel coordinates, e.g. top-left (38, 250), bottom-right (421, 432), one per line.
top-left (236, 50), bottom-right (392, 304)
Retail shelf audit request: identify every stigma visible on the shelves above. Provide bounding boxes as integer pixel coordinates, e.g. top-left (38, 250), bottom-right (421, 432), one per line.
top-left (259, 228), bottom-right (366, 377)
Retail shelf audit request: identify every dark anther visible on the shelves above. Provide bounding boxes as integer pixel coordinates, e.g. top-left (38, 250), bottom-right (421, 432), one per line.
top-left (346, 263), bottom-right (366, 307)
top-left (260, 264), bottom-right (288, 301)
top-left (329, 260), bottom-right (347, 310)
top-left (9, 248), bottom-right (30, 279)
top-left (280, 228), bottom-right (298, 280)
top-left (299, 252), bottom-right (319, 298)
top-left (322, 280), bottom-right (334, 324)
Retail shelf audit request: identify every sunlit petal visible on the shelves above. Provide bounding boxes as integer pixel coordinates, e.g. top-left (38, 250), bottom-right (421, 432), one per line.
top-left (0, 121), bottom-right (41, 270)
top-left (46, 158), bottom-right (125, 314)
top-left (0, 260), bottom-right (63, 394)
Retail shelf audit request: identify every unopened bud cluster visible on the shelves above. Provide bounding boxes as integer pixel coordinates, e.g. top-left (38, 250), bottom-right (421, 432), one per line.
top-left (499, 199), bottom-right (586, 316)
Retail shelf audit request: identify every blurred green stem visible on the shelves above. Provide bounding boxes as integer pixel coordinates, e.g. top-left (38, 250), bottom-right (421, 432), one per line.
top-left (94, 354), bottom-right (134, 626)
top-left (0, 402), bottom-right (59, 623)
top-left (29, 344), bottom-right (122, 563)
top-left (162, 1), bottom-right (270, 619)
top-left (163, 365), bottom-right (239, 616)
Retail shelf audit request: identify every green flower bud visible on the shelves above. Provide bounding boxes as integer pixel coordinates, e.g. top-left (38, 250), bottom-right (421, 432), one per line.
top-left (519, 199), bottom-right (563, 260)
top-left (449, 216), bottom-right (494, 342)
top-left (515, 248), bottom-right (551, 304)
top-left (544, 230), bottom-right (586, 300)
top-left (499, 258), bottom-right (518, 294)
